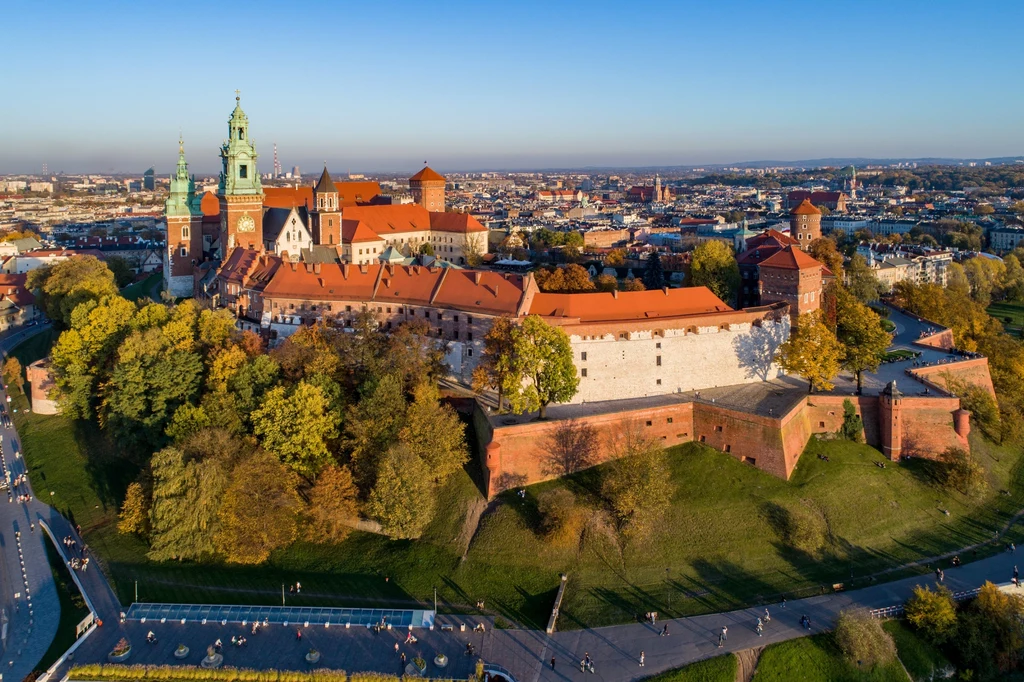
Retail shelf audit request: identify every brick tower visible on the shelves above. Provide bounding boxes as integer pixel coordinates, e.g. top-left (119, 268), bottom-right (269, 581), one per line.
top-left (409, 165), bottom-right (446, 212)
top-left (164, 137), bottom-right (203, 297)
top-left (879, 380), bottom-right (903, 461)
top-left (311, 165), bottom-right (341, 246)
top-left (218, 93), bottom-right (264, 252)
top-left (789, 198), bottom-right (821, 250)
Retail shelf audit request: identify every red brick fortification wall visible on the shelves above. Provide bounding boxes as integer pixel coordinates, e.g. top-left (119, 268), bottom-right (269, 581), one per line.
top-left (692, 402), bottom-right (804, 479)
top-left (914, 329), bottom-right (955, 351)
top-left (804, 395), bottom-right (879, 446)
top-left (909, 357), bottom-right (996, 399)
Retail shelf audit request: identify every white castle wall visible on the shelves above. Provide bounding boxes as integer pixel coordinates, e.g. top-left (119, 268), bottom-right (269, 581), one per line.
top-left (569, 316), bottom-right (790, 403)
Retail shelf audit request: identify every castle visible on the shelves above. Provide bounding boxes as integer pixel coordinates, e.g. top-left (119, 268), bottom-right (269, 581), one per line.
top-left (163, 97), bottom-right (991, 494)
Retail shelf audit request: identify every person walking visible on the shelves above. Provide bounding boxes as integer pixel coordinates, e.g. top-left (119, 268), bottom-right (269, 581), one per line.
top-left (550, 657), bottom-right (556, 670)
top-left (394, 643), bottom-right (400, 654)
top-left (639, 651), bottom-right (645, 667)
top-left (661, 624), bottom-right (669, 636)
top-left (1014, 565), bottom-right (1019, 581)
top-left (718, 625), bottom-right (727, 648)
top-left (756, 617), bottom-right (763, 636)
top-left (764, 607), bottom-right (771, 623)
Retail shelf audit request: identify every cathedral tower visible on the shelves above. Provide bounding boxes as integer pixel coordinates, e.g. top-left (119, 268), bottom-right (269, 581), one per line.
top-left (218, 93), bottom-right (264, 251)
top-left (409, 165), bottom-right (446, 212)
top-left (311, 165), bottom-right (341, 246)
top-left (164, 138), bottom-right (202, 297)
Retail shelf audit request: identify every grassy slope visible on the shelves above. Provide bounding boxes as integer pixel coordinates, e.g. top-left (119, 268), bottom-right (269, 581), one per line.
top-left (122, 273), bottom-right (163, 302)
top-left (754, 633), bottom-right (908, 682)
top-left (14, 327), bottom-right (1024, 629)
top-left (640, 654), bottom-right (736, 682)
top-left (882, 620), bottom-right (950, 682)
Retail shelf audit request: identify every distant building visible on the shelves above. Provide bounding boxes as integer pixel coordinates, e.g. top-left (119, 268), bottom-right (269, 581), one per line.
top-left (144, 167), bottom-right (156, 191)
top-left (989, 226), bottom-right (1024, 252)
top-left (785, 190), bottom-right (847, 212)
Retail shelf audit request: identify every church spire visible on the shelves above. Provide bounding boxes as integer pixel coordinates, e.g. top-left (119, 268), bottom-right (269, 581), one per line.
top-left (175, 136), bottom-right (188, 180)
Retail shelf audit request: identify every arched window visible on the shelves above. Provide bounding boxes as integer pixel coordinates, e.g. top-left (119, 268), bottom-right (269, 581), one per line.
top-left (238, 129), bottom-right (244, 140)
top-left (182, 226), bottom-right (189, 239)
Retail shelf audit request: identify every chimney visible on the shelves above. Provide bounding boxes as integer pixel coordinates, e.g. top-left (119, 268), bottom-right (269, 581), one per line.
top-left (663, 286), bottom-right (669, 294)
top-left (473, 272), bottom-right (482, 285)
top-left (612, 290), bottom-right (618, 299)
top-left (314, 263), bottom-right (321, 274)
top-left (290, 262), bottom-right (297, 272)
top-left (305, 263), bottom-right (313, 273)
top-left (359, 264), bottom-right (368, 274)
top-left (342, 263), bottom-right (349, 278)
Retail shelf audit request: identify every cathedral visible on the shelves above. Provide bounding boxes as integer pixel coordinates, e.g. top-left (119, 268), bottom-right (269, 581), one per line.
top-left (164, 95), bottom-right (488, 297)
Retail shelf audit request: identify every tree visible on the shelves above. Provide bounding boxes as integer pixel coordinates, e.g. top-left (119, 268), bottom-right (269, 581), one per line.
top-left (165, 403), bottom-right (211, 443)
top-left (536, 489), bottom-right (584, 546)
top-left (688, 241), bottom-right (739, 303)
top-left (217, 451), bottom-right (302, 564)
top-left (419, 242), bottom-right (435, 256)
top-left (905, 584), bottom-right (957, 643)
top-left (776, 310), bottom-right (844, 392)
top-left (106, 256), bottom-right (134, 288)
top-left (605, 249), bottom-right (627, 266)
top-left (3, 357), bottom-right (23, 395)
top-left (622, 277), bottom-right (646, 292)
top-left (148, 445), bottom-right (229, 561)
top-left (808, 237), bottom-right (844, 279)
top-left (834, 609), bottom-right (897, 668)
top-left (845, 254), bottom-right (885, 302)
top-left (345, 372), bottom-right (407, 490)
top-left (117, 481), bottom-right (149, 536)
top-left (543, 418), bottom-right (599, 477)
top-left (228, 355), bottom-right (281, 424)
top-left (835, 287), bottom-right (891, 394)
top-left (643, 251), bottom-right (665, 290)
top-left (366, 444), bottom-right (436, 539)
top-left (953, 581), bottom-right (1024, 678)
top-left (27, 255), bottom-right (119, 329)
top-left (252, 381), bottom-right (339, 479)
top-left (472, 316), bottom-right (520, 413)
top-left (464, 233), bottom-right (485, 267)
top-left (594, 273), bottom-right (618, 292)
top-left (602, 420), bottom-right (674, 542)
top-left (503, 315), bottom-right (579, 419)
top-left (975, 203), bottom-right (995, 215)
top-left (535, 264), bottom-right (595, 293)
top-left (839, 399), bottom-right (864, 442)
top-left (305, 464), bottom-right (360, 543)
top-left (938, 446), bottom-right (987, 496)
top-left (399, 381), bottom-right (468, 483)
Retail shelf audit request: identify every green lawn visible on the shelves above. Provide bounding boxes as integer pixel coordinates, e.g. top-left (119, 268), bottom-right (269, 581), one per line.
top-left (988, 301), bottom-right (1024, 338)
top-left (33, 536), bottom-right (90, 675)
top-left (14, 328), bottom-right (1024, 630)
top-left (882, 349), bottom-right (915, 362)
top-left (754, 633), bottom-right (908, 682)
top-left (641, 654), bottom-right (736, 682)
top-left (882, 620), bottom-right (950, 682)
top-left (122, 273), bottom-right (163, 302)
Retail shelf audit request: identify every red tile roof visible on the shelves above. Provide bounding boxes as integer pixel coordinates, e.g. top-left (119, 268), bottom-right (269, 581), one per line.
top-left (342, 205), bottom-right (431, 236)
top-left (201, 192), bottom-right (219, 217)
top-left (341, 219), bottom-right (383, 244)
top-left (428, 211), bottom-right (487, 233)
top-left (790, 198), bottom-right (822, 216)
top-left (409, 166), bottom-right (445, 183)
top-left (529, 287), bottom-right (731, 323)
top-left (264, 181), bottom-right (382, 209)
top-left (758, 245), bottom-right (823, 271)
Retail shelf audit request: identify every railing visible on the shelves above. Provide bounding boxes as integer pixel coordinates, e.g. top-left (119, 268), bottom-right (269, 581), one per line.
top-left (870, 586), bottom-right (982, 619)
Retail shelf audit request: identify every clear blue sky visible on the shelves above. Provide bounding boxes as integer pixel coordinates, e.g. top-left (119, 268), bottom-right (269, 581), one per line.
top-left (3, 0), bottom-right (1022, 174)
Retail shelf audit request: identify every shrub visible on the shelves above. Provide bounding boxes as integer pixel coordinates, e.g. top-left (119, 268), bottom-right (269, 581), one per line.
top-left (904, 584), bottom-right (957, 643)
top-left (536, 488), bottom-right (586, 546)
top-left (839, 399), bottom-right (864, 443)
top-left (763, 500), bottom-right (828, 556)
top-left (938, 446), bottom-right (987, 496)
top-left (833, 609), bottom-right (896, 668)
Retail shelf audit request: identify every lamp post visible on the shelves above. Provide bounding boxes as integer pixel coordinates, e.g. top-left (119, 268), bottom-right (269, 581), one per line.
top-left (282, 584), bottom-right (286, 607)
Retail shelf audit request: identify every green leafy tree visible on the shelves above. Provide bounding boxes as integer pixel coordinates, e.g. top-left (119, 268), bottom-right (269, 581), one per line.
top-left (688, 241), bottom-right (739, 303)
top-left (228, 355), bottom-right (281, 424)
top-left (252, 381), bottom-right (339, 479)
top-left (845, 254), bottom-right (885, 303)
top-left (106, 256), bottom-right (134, 288)
top-left (305, 464), bottom-right (360, 543)
top-left (165, 403), bottom-right (211, 444)
top-left (834, 609), bottom-right (897, 668)
top-left (472, 316), bottom-right (521, 413)
top-left (776, 310), bottom-right (844, 392)
top-left (594, 273), bottom-right (618, 292)
top-left (938, 446), bottom-right (987, 496)
top-left (503, 315), bottom-right (579, 419)
top-left (217, 451), bottom-right (301, 564)
top-left (366, 444), bottom-right (436, 539)
top-left (399, 381), bottom-right (468, 483)
top-left (117, 481), bottom-right (149, 536)
top-left (839, 399), bottom-right (864, 442)
top-left (419, 242), bottom-right (435, 256)
top-left (835, 287), bottom-right (891, 394)
top-left (808, 237), bottom-right (844, 279)
top-left (602, 420), bottom-right (674, 542)
top-left (27, 255), bottom-right (119, 328)
top-left (905, 584), bottom-right (957, 644)
top-left (643, 251), bottom-right (665, 290)
top-left (345, 373), bottom-right (407, 490)
top-left (622, 277), bottom-right (646, 292)
top-left (2, 357), bottom-right (23, 395)
top-left (148, 445), bottom-right (229, 561)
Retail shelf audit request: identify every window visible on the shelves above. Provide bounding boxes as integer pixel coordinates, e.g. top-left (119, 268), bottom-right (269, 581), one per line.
top-left (454, 331), bottom-right (459, 340)
top-left (656, 342), bottom-right (661, 349)
top-left (667, 417), bottom-right (673, 424)
top-left (467, 348), bottom-right (473, 357)
top-left (645, 421), bottom-right (653, 427)
top-left (238, 129), bottom-right (244, 140)
top-left (468, 332), bottom-right (473, 341)
top-left (581, 352), bottom-right (587, 361)
top-left (387, 307), bottom-right (392, 313)
top-left (346, 305), bottom-right (352, 312)
top-left (289, 303), bottom-right (295, 310)
top-left (239, 164), bottom-right (248, 179)
top-left (715, 425), bottom-right (723, 432)
top-left (467, 316), bottom-right (473, 324)
top-left (819, 421), bottom-right (826, 428)
top-left (724, 445), bottom-right (732, 453)
top-left (656, 355), bottom-right (662, 366)
top-left (454, 315), bottom-right (459, 323)
top-left (657, 379), bottom-right (662, 385)
top-left (182, 226), bottom-right (190, 238)
top-left (700, 435), bottom-right (706, 443)
top-left (581, 368), bottom-right (587, 377)
top-left (180, 247), bottom-right (187, 257)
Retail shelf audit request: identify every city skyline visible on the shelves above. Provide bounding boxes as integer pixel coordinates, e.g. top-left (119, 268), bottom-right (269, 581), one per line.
top-left (3, 0), bottom-right (1023, 174)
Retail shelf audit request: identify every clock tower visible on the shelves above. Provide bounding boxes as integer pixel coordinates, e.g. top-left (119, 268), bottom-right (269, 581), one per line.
top-left (218, 92), bottom-right (264, 252)
top-left (164, 137), bottom-right (203, 297)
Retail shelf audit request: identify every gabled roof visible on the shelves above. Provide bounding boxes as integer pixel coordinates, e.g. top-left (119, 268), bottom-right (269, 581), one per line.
top-left (341, 219), bottom-right (384, 244)
top-left (263, 206), bottom-right (310, 243)
top-left (758, 245), bottom-right (823, 271)
top-left (343, 205), bottom-right (431, 236)
top-left (428, 211), bottom-right (488, 233)
top-left (529, 287), bottom-right (731, 323)
top-left (300, 246), bottom-right (342, 264)
top-left (314, 167), bottom-right (335, 195)
top-left (262, 181), bottom-right (382, 210)
top-left (409, 166), bottom-right (445, 183)
top-left (790, 198), bottom-right (822, 216)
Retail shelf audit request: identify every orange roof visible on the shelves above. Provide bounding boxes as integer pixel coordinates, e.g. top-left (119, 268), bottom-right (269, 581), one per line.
top-left (264, 181), bottom-right (381, 210)
top-left (758, 245), bottom-right (823, 271)
top-left (529, 287), bottom-right (732, 323)
top-left (790, 198), bottom-right (822, 216)
top-left (343, 205), bottom-right (431, 235)
top-left (201, 191), bottom-right (219, 217)
top-left (409, 166), bottom-right (445, 183)
top-left (341, 219), bottom-right (383, 244)
top-left (428, 211), bottom-right (487, 233)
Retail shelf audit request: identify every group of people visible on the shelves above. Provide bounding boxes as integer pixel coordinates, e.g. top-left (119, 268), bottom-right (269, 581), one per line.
top-left (230, 635), bottom-right (248, 647)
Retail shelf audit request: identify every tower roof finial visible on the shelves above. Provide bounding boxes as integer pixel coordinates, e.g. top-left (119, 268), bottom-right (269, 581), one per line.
top-left (235, 89), bottom-right (241, 102)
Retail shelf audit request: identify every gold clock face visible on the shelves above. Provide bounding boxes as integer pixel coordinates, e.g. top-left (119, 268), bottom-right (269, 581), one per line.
top-left (237, 214), bottom-right (255, 232)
